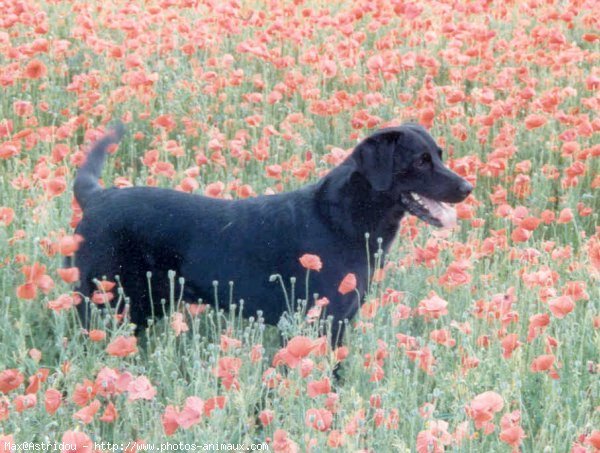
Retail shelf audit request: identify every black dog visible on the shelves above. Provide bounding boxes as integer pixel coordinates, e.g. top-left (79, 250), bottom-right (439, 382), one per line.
top-left (70, 123), bottom-right (471, 345)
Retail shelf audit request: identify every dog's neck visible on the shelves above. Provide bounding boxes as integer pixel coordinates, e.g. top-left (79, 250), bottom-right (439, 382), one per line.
top-left (314, 163), bottom-right (405, 251)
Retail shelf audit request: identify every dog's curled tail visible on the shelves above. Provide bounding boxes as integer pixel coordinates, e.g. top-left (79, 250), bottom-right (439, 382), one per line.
top-left (74, 123), bottom-right (125, 210)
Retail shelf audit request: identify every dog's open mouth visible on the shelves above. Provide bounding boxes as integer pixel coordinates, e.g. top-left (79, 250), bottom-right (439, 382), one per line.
top-left (400, 192), bottom-right (457, 228)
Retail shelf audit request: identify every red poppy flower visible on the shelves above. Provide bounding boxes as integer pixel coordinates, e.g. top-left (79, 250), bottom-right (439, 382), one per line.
top-left (106, 336), bottom-right (138, 357)
top-left (305, 408), bottom-right (333, 432)
top-left (177, 396), bottom-right (203, 429)
top-left (338, 273), bottom-right (356, 294)
top-left (127, 376), bottom-right (156, 401)
top-left (44, 388), bottom-right (62, 415)
top-left (24, 59), bottom-right (47, 79)
top-left (0, 369), bottom-right (24, 393)
top-left (100, 401), bottom-right (118, 423)
top-left (299, 254), bottom-right (323, 271)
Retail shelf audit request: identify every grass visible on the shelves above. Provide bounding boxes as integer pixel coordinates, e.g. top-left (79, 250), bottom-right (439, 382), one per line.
top-left (0, 0), bottom-right (598, 451)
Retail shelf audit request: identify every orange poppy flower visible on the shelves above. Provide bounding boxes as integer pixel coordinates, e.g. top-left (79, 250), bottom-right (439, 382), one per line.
top-left (13, 394), bottom-right (36, 413)
top-left (524, 114), bottom-right (546, 130)
top-left (286, 335), bottom-right (314, 358)
top-left (273, 335), bottom-right (319, 368)
top-left (28, 349), bottom-right (41, 362)
top-left (360, 299), bottom-right (378, 319)
top-left (417, 291), bottom-right (448, 319)
top-left (91, 290), bottom-right (114, 305)
top-left (220, 334), bottom-right (242, 351)
top-left (305, 408), bottom-right (333, 432)
top-left (16, 283), bottom-right (37, 300)
top-left (416, 428), bottom-right (445, 453)
top-left (562, 281), bottom-right (589, 301)
top-left (501, 333), bottom-right (521, 359)
top-left (405, 346), bottom-right (436, 375)
top-left (307, 377), bottom-right (331, 398)
top-left (176, 396), bottom-right (204, 429)
top-left (214, 357), bottom-right (242, 390)
top-left (25, 368), bottom-right (48, 394)
top-left (73, 399), bottom-right (100, 424)
top-left (94, 280), bottom-right (115, 292)
top-left (540, 210), bottom-right (555, 224)
top-left (205, 181), bottom-right (225, 198)
top-left (187, 303), bottom-right (209, 316)
top-left (249, 344), bottom-right (263, 363)
top-left (0, 207), bottom-right (14, 227)
top-left (0, 398), bottom-right (7, 422)
top-left (299, 253), bottom-right (322, 271)
top-left (152, 114), bottom-right (176, 131)
top-left (499, 425), bottom-right (526, 448)
top-left (530, 354), bottom-right (555, 373)
top-left (259, 409), bottom-right (274, 426)
top-left (396, 333), bottom-right (417, 349)
top-left (338, 273), bottom-right (357, 295)
top-left (178, 176), bottom-right (199, 193)
top-left (127, 376), bottom-right (156, 401)
top-left (56, 234), bottom-right (83, 256)
top-left (511, 226), bottom-right (531, 243)
top-left (47, 294), bottom-right (75, 312)
top-left (44, 388), bottom-right (62, 415)
top-left (204, 396), bottom-right (227, 417)
top-left (0, 369), bottom-right (24, 393)
top-left (57, 267), bottom-right (80, 283)
top-left (99, 401), bottom-right (118, 423)
top-left (439, 259), bottom-right (472, 287)
top-left (44, 177), bottom-right (67, 198)
top-left (162, 405), bottom-right (180, 436)
top-left (333, 346), bottom-right (349, 362)
top-left (465, 391), bottom-right (504, 430)
top-left (585, 431), bottom-right (600, 449)
top-left (557, 208), bottom-right (574, 224)
top-left (548, 295), bottom-right (574, 318)
top-left (61, 431), bottom-right (93, 453)
top-left (88, 330), bottom-right (106, 342)
top-left (272, 429), bottom-right (299, 453)
top-left (520, 216), bottom-right (541, 231)
top-left (0, 435), bottom-right (13, 449)
top-left (50, 143), bottom-right (70, 163)
top-left (17, 262), bottom-right (54, 300)
top-left (93, 367), bottom-right (122, 398)
top-left (72, 379), bottom-right (97, 407)
top-left (369, 363), bottom-right (385, 382)
top-left (170, 312), bottom-right (189, 337)
top-left (328, 430), bottom-right (344, 448)
top-left (106, 336), bottom-right (138, 357)
top-left (24, 59), bottom-right (47, 79)
top-left (430, 329), bottom-right (456, 347)
top-left (527, 313), bottom-right (550, 342)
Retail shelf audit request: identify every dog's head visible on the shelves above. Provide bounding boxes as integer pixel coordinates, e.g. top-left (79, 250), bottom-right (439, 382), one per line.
top-left (352, 123), bottom-right (472, 228)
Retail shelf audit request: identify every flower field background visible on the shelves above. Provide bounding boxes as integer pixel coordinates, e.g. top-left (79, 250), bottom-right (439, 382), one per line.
top-left (0, 0), bottom-right (598, 450)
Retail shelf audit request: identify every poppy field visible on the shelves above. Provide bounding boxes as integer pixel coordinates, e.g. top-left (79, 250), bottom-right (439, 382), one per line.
top-left (0, 0), bottom-right (599, 451)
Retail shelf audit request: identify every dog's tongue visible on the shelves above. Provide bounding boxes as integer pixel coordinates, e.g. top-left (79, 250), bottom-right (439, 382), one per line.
top-left (420, 197), bottom-right (457, 228)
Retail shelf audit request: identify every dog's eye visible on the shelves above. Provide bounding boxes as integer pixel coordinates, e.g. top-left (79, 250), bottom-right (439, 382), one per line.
top-left (417, 154), bottom-right (432, 166)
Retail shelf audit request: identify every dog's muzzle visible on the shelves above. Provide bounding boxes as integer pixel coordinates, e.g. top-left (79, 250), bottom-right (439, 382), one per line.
top-left (400, 192), bottom-right (458, 228)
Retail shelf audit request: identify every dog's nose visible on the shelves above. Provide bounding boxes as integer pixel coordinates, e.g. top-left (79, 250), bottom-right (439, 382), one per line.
top-left (458, 180), bottom-right (473, 197)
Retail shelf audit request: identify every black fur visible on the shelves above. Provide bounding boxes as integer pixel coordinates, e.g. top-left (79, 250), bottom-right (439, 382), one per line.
top-left (71, 123), bottom-right (471, 345)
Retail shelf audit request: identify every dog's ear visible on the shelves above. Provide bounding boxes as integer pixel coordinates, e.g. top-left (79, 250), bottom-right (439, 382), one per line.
top-left (353, 129), bottom-right (401, 192)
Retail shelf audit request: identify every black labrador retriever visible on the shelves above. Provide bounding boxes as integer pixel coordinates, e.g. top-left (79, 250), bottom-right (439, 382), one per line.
top-left (70, 122), bottom-right (472, 345)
